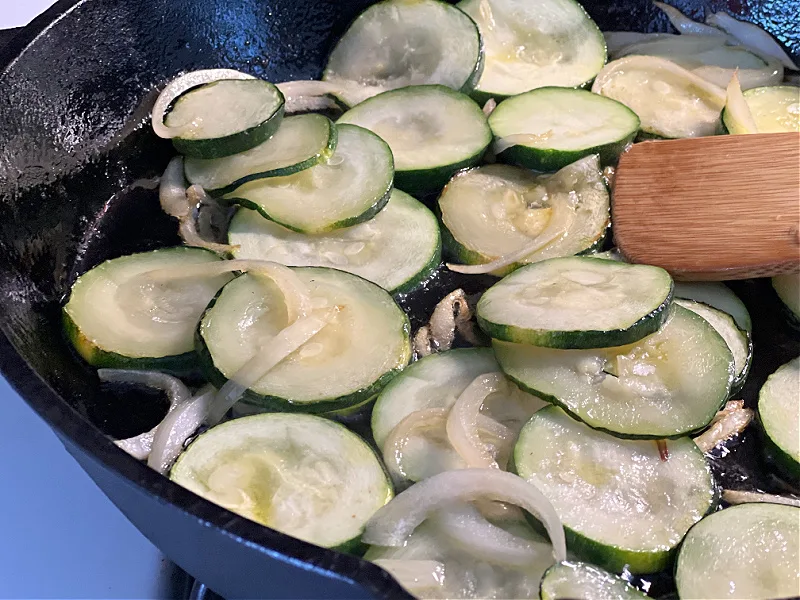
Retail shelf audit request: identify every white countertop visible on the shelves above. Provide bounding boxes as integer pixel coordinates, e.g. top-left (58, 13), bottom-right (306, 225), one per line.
top-left (0, 4), bottom-right (179, 598)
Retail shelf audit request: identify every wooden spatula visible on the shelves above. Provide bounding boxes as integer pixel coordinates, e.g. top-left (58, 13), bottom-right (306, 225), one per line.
top-left (612, 132), bottom-right (800, 281)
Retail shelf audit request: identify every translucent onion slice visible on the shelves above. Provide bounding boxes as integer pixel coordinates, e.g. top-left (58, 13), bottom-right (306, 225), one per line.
top-left (652, 1), bottom-right (728, 38)
top-left (724, 72), bottom-right (759, 134)
top-left (100, 369), bottom-right (192, 460)
top-left (207, 307), bottom-right (338, 425)
top-left (362, 468), bottom-right (567, 562)
top-left (372, 559), bottom-right (446, 595)
top-left (604, 31), bottom-right (676, 55)
top-left (694, 399), bottom-right (754, 452)
top-left (277, 80), bottom-right (387, 111)
top-left (446, 372), bottom-right (509, 469)
top-left (152, 69), bottom-right (256, 139)
top-left (706, 11), bottom-right (800, 71)
top-left (148, 384), bottom-right (216, 474)
top-left (721, 489), bottom-right (800, 508)
top-left (432, 503), bottom-right (552, 567)
top-left (446, 197), bottom-right (573, 275)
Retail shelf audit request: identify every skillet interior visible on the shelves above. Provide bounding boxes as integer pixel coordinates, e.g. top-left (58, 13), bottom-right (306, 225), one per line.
top-left (0, 0), bottom-right (797, 597)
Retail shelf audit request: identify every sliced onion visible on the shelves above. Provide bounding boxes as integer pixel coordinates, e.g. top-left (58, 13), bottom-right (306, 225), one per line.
top-left (429, 289), bottom-right (473, 351)
top-left (706, 11), bottom-right (800, 71)
top-left (432, 503), bottom-right (551, 567)
top-left (604, 31), bottom-right (676, 56)
top-left (207, 307), bottom-right (338, 424)
top-left (100, 369), bottom-right (191, 460)
top-left (446, 198), bottom-right (573, 275)
top-left (159, 156), bottom-right (191, 218)
top-left (362, 468), bottom-right (567, 562)
top-left (482, 98), bottom-right (497, 116)
top-left (277, 80), bottom-right (387, 111)
top-left (181, 184), bottom-right (238, 253)
top-left (137, 259), bottom-right (312, 324)
top-left (694, 399), bottom-right (754, 452)
top-left (152, 69), bottom-right (255, 139)
top-left (371, 559), bottom-right (446, 595)
top-left (721, 489), bottom-right (800, 508)
top-left (653, 1), bottom-right (728, 38)
top-left (149, 385), bottom-right (216, 474)
top-left (724, 72), bottom-right (759, 134)
top-left (446, 373), bottom-right (510, 469)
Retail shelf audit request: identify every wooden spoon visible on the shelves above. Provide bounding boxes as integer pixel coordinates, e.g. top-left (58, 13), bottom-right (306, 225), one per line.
top-left (612, 132), bottom-right (800, 281)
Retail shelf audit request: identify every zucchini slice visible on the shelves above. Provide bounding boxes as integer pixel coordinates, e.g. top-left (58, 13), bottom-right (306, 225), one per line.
top-left (457, 0), bottom-right (606, 100)
top-left (439, 156), bottom-right (610, 275)
top-left (675, 503), bottom-right (800, 600)
top-left (724, 85), bottom-right (800, 134)
top-left (539, 561), bottom-right (648, 600)
top-left (63, 248), bottom-right (232, 375)
top-left (223, 124), bottom-right (393, 234)
top-left (371, 348), bottom-right (546, 482)
top-left (184, 114), bottom-right (337, 194)
top-left (323, 0), bottom-right (483, 98)
top-left (773, 273), bottom-right (800, 324)
top-left (338, 85), bottom-right (491, 195)
top-left (197, 267), bottom-right (411, 413)
top-left (166, 79), bottom-right (285, 159)
top-left (489, 87), bottom-right (639, 171)
top-left (758, 357), bottom-right (800, 480)
top-left (673, 281), bottom-right (751, 331)
top-left (477, 257), bottom-right (673, 349)
top-left (514, 406), bottom-right (716, 573)
top-left (592, 56), bottom-right (727, 138)
top-left (675, 298), bottom-right (752, 393)
top-left (494, 305), bottom-right (734, 439)
top-left (170, 413), bottom-right (392, 551)
top-left (228, 190), bottom-right (440, 294)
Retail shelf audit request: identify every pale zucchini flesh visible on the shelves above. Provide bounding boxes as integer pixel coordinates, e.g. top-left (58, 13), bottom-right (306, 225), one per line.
top-left (673, 281), bottom-right (752, 331)
top-left (439, 156), bottom-right (610, 274)
top-left (63, 247), bottom-right (232, 372)
top-left (184, 114), bottom-right (337, 194)
top-left (758, 357), bottom-right (800, 479)
top-left (488, 87), bottom-right (640, 171)
top-left (457, 0), bottom-right (606, 98)
top-left (338, 85), bottom-right (491, 194)
top-left (228, 190), bottom-right (440, 294)
top-left (477, 257), bottom-right (673, 349)
top-left (772, 272), bottom-right (800, 324)
top-left (171, 413), bottom-right (392, 550)
top-left (323, 0), bottom-right (483, 95)
top-left (724, 85), bottom-right (800, 134)
top-left (495, 305), bottom-right (734, 439)
top-left (539, 561), bottom-right (649, 600)
top-left (198, 267), bottom-right (411, 412)
top-left (223, 124), bottom-right (393, 234)
top-left (167, 79), bottom-right (285, 159)
top-left (592, 56), bottom-right (727, 138)
top-left (675, 503), bottom-right (800, 600)
top-left (515, 406), bottom-right (716, 573)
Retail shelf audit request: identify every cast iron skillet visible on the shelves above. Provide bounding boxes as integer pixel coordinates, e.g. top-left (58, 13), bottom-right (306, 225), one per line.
top-left (0, 1), bottom-right (797, 598)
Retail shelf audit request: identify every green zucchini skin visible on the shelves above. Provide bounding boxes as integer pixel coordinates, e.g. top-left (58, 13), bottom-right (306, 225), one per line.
top-left (394, 150), bottom-right (487, 197)
top-left (172, 104), bottom-right (286, 160)
top-left (496, 134), bottom-right (634, 172)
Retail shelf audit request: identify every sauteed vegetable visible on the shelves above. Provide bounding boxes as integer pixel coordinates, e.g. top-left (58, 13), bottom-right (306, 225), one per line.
top-left (63, 0), bottom-right (800, 598)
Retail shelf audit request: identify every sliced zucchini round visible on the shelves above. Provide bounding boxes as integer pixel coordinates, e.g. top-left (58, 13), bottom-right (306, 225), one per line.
top-left (166, 79), bottom-right (285, 159)
top-left (772, 273), bottom-right (800, 323)
top-left (759, 357), bottom-right (800, 480)
top-left (170, 413), bottom-right (392, 551)
top-left (63, 248), bottom-right (232, 375)
top-left (675, 298), bottom-right (752, 394)
top-left (675, 503), bottom-right (800, 600)
top-left (539, 561), bottom-right (648, 600)
top-left (323, 0), bottom-right (483, 97)
top-left (489, 88), bottom-right (639, 171)
top-left (724, 85), bottom-right (800, 134)
top-left (457, 0), bottom-right (606, 100)
top-left (439, 156), bottom-right (610, 274)
top-left (371, 348), bottom-right (546, 481)
top-left (592, 56), bottom-right (727, 138)
top-left (223, 124), bottom-right (393, 234)
top-left (338, 85), bottom-right (491, 195)
top-left (184, 114), bottom-right (337, 194)
top-left (515, 406), bottom-right (717, 573)
top-left (228, 189), bottom-right (440, 294)
top-left (198, 267), bottom-right (411, 413)
top-left (495, 305), bottom-right (734, 439)
top-left (673, 281), bottom-right (751, 331)
top-left (477, 257), bottom-right (673, 349)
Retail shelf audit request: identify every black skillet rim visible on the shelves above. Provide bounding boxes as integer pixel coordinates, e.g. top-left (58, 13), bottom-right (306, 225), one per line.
top-left (0, 2), bottom-right (408, 597)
